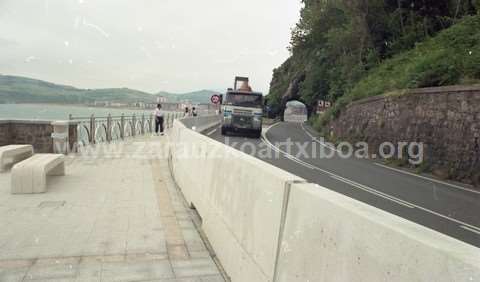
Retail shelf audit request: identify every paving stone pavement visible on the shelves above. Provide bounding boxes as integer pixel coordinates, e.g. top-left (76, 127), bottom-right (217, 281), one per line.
top-left (0, 134), bottom-right (225, 282)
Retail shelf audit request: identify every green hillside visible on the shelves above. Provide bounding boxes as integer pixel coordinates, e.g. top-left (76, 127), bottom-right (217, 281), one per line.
top-left (0, 75), bottom-right (217, 104)
top-left (267, 0), bottom-right (480, 127)
top-left (323, 15), bottom-right (480, 124)
top-left (0, 75), bottom-right (84, 103)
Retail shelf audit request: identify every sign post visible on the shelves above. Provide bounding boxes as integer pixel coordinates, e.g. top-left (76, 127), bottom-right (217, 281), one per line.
top-left (211, 95), bottom-right (221, 114)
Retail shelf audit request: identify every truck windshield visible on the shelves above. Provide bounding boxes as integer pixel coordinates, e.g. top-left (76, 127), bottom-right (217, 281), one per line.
top-left (225, 93), bottom-right (263, 108)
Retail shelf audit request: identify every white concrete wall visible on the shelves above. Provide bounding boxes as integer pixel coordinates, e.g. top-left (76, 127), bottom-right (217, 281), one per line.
top-left (180, 115), bottom-right (221, 133)
top-left (169, 120), bottom-right (480, 282)
top-left (276, 183), bottom-right (480, 281)
top-left (284, 114), bottom-right (307, 123)
top-left (169, 120), bottom-right (304, 282)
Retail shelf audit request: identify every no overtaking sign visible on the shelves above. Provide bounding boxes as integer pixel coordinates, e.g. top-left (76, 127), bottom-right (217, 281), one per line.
top-left (211, 95), bottom-right (221, 104)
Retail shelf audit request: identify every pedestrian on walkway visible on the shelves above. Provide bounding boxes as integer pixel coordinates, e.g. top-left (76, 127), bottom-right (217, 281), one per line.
top-left (184, 107), bottom-right (190, 117)
top-left (154, 104), bottom-right (164, 135)
top-left (192, 107), bottom-right (198, 117)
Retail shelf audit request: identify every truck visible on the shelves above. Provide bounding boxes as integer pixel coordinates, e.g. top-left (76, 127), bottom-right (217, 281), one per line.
top-left (221, 76), bottom-right (263, 138)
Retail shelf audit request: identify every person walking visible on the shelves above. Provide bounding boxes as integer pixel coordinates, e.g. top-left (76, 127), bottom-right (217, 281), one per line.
top-left (154, 104), bottom-right (164, 135)
top-left (184, 107), bottom-right (190, 117)
top-left (192, 107), bottom-right (198, 117)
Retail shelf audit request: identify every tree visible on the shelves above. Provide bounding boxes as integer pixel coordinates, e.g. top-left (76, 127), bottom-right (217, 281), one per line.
top-left (268, 0), bottom-right (478, 115)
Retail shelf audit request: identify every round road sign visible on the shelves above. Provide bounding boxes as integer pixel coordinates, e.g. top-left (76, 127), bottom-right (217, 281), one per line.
top-left (211, 95), bottom-right (221, 104)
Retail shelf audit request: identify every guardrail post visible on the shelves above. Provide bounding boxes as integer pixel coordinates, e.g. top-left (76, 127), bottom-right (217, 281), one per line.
top-left (106, 114), bottom-right (112, 143)
top-left (150, 114), bottom-right (154, 133)
top-left (51, 121), bottom-right (69, 155)
top-left (141, 114), bottom-right (145, 135)
top-left (132, 114), bottom-right (136, 137)
top-left (147, 115), bottom-right (151, 134)
top-left (120, 114), bottom-right (125, 140)
top-left (89, 114), bottom-right (96, 144)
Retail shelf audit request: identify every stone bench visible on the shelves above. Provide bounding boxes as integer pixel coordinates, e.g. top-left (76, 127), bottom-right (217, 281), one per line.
top-left (11, 154), bottom-right (65, 194)
top-left (0, 145), bottom-right (34, 172)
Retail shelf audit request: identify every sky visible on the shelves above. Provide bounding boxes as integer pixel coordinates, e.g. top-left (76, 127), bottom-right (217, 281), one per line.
top-left (0, 0), bottom-right (301, 94)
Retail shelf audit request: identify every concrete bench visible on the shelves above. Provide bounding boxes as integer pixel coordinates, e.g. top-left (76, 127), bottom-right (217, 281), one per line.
top-left (0, 145), bottom-right (34, 172)
top-left (11, 154), bottom-right (65, 194)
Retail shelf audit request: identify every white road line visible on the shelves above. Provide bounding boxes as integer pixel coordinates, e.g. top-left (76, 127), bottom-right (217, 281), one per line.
top-left (263, 127), bottom-right (414, 208)
top-left (261, 136), bottom-right (317, 170)
top-left (330, 175), bottom-right (415, 208)
top-left (460, 225), bottom-right (480, 235)
top-left (300, 122), bottom-right (480, 196)
top-left (374, 162), bottom-right (480, 195)
top-left (206, 127), bottom-right (218, 136)
top-left (300, 123), bottom-right (317, 140)
top-left (300, 123), bottom-right (340, 153)
top-left (265, 123), bottom-right (480, 234)
top-left (287, 156), bottom-right (317, 170)
top-left (264, 122), bottom-right (282, 133)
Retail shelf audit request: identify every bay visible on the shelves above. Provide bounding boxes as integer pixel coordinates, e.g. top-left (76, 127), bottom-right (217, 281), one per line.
top-left (0, 104), bottom-right (155, 120)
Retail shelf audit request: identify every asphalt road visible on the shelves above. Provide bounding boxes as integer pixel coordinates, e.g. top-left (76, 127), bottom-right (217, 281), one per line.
top-left (203, 122), bottom-right (480, 247)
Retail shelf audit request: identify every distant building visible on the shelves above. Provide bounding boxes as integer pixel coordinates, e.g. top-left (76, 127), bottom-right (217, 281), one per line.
top-left (110, 102), bottom-right (128, 108)
top-left (94, 101), bottom-right (111, 107)
top-left (157, 96), bottom-right (168, 103)
top-left (134, 102), bottom-right (147, 108)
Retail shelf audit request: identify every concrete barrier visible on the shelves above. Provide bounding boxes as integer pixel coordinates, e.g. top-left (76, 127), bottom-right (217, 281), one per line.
top-left (169, 120), bottom-right (305, 281)
top-left (169, 120), bottom-right (480, 282)
top-left (180, 115), bottom-right (221, 133)
top-left (276, 183), bottom-right (480, 281)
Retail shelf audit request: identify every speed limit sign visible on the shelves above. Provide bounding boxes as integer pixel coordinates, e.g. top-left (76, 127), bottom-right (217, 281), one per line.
top-left (211, 95), bottom-right (221, 104)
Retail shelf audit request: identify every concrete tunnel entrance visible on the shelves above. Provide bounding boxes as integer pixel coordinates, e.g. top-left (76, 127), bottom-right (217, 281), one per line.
top-left (283, 100), bottom-right (308, 123)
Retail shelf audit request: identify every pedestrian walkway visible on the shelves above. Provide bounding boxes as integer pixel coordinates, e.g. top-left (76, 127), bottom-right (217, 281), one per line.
top-left (0, 134), bottom-right (225, 282)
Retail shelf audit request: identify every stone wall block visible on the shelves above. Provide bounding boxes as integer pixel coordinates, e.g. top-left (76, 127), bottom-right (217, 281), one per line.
top-left (329, 85), bottom-right (480, 185)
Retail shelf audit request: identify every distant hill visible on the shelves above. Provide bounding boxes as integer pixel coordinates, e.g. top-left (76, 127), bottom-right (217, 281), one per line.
top-left (157, 90), bottom-right (220, 104)
top-left (0, 75), bottom-right (218, 104)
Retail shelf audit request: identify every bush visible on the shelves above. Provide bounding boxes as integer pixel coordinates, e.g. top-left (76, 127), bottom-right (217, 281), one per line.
top-left (320, 15), bottom-right (480, 125)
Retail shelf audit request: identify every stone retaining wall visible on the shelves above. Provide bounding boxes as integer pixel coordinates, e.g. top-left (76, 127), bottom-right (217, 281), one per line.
top-left (329, 85), bottom-right (480, 185)
top-left (0, 123), bottom-right (11, 145)
top-left (0, 120), bottom-right (54, 153)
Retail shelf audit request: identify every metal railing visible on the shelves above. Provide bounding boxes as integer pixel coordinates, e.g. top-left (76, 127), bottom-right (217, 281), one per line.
top-left (69, 112), bottom-right (184, 146)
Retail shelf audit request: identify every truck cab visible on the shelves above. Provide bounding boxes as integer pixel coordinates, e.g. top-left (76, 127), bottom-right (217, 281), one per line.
top-left (221, 77), bottom-right (263, 138)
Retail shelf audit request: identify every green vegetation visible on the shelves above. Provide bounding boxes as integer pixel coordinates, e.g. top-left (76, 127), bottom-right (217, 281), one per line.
top-left (0, 75), bottom-right (216, 104)
top-left (415, 161), bottom-right (431, 174)
top-left (267, 0), bottom-right (480, 128)
top-left (323, 15), bottom-right (480, 125)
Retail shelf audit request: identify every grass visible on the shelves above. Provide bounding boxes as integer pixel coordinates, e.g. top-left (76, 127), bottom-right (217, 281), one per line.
top-left (415, 162), bottom-right (431, 174)
top-left (317, 15), bottom-right (480, 129)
